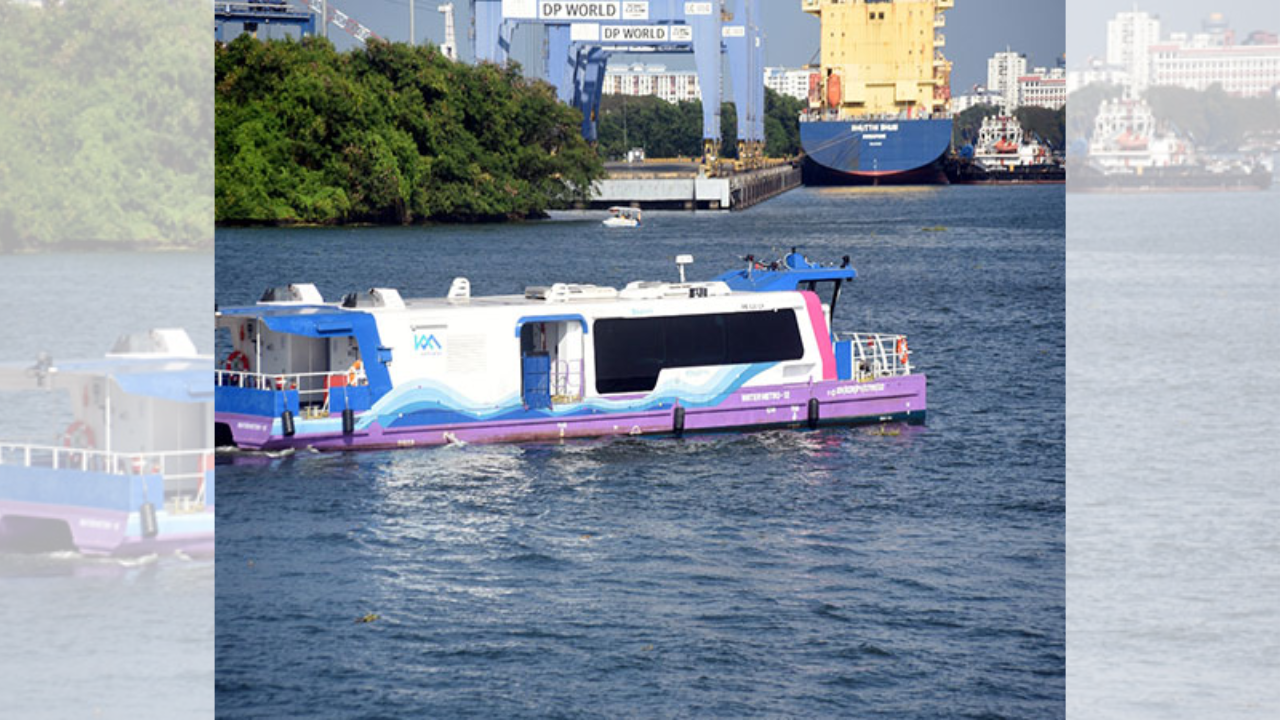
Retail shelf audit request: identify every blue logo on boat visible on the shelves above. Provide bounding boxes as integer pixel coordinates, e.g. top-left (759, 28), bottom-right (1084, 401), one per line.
top-left (414, 333), bottom-right (443, 354)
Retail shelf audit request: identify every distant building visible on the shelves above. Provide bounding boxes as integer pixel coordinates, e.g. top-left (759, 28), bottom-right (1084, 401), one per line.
top-left (1244, 30), bottom-right (1279, 46)
top-left (763, 67), bottom-right (817, 103)
top-left (603, 64), bottom-right (701, 104)
top-left (951, 86), bottom-right (1002, 113)
top-left (1018, 67), bottom-right (1067, 110)
top-left (1149, 39), bottom-right (1280, 97)
top-left (987, 50), bottom-right (1027, 109)
top-left (1107, 10), bottom-right (1161, 91)
top-left (1067, 58), bottom-right (1129, 94)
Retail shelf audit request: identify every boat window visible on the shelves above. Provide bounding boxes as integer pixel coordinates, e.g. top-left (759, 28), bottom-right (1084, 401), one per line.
top-left (594, 310), bottom-right (804, 394)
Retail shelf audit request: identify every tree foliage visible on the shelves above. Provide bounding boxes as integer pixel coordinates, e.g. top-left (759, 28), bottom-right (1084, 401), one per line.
top-left (596, 88), bottom-right (804, 161)
top-left (952, 104), bottom-right (1002, 148)
top-left (215, 36), bottom-right (603, 224)
top-left (953, 104), bottom-right (1066, 150)
top-left (1145, 84), bottom-right (1280, 152)
top-left (1015, 106), bottom-right (1066, 151)
top-left (0, 0), bottom-right (212, 252)
top-left (1065, 83), bottom-right (1123, 147)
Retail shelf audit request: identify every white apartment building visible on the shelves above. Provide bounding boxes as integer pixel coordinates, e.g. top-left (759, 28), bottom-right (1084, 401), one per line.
top-left (1149, 39), bottom-right (1280, 97)
top-left (1066, 61), bottom-right (1130, 94)
top-left (1018, 67), bottom-right (1067, 109)
top-left (602, 64), bottom-right (701, 104)
top-left (987, 51), bottom-right (1027, 109)
top-left (951, 87), bottom-right (1003, 113)
top-left (764, 67), bottom-right (817, 103)
top-left (1107, 10), bottom-right (1161, 91)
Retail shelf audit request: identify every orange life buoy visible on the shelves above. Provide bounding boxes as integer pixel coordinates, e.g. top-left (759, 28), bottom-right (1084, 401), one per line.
top-left (347, 359), bottom-right (365, 386)
top-left (895, 337), bottom-right (909, 365)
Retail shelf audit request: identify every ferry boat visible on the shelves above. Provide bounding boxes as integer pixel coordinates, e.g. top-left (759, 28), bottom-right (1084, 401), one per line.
top-left (0, 330), bottom-right (214, 556)
top-left (214, 252), bottom-right (926, 450)
top-left (799, 0), bottom-right (954, 185)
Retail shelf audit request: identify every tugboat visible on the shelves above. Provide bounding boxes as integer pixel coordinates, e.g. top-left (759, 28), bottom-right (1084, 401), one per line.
top-left (948, 112), bottom-right (1065, 184)
top-left (0, 330), bottom-right (214, 556)
top-left (1070, 95), bottom-right (1272, 192)
top-left (214, 252), bottom-right (927, 450)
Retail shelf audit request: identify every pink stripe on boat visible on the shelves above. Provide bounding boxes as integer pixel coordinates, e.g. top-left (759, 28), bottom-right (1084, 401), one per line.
top-left (799, 291), bottom-right (837, 381)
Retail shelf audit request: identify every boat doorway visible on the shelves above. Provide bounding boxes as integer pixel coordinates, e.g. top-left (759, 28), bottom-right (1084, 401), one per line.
top-left (519, 319), bottom-right (585, 410)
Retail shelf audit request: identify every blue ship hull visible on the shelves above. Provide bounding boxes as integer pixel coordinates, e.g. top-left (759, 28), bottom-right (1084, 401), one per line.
top-left (801, 118), bottom-right (953, 185)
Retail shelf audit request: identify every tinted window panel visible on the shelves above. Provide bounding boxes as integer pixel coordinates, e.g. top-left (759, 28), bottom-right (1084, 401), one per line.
top-left (594, 310), bottom-right (804, 394)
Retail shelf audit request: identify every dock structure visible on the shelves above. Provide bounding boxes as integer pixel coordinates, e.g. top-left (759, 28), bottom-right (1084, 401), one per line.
top-left (588, 161), bottom-right (801, 211)
top-left (474, 0), bottom-right (766, 165)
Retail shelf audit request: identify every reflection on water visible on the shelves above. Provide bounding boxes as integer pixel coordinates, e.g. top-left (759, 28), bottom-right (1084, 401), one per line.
top-left (217, 184), bottom-right (1063, 718)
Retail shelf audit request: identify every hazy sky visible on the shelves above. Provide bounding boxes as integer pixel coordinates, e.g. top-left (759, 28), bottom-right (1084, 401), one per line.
top-left (1068, 0), bottom-right (1280, 63)
top-left (285, 1), bottom-right (1065, 92)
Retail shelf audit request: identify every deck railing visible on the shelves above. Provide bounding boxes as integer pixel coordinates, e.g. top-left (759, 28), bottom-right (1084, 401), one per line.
top-left (0, 443), bottom-right (213, 507)
top-left (216, 369), bottom-right (361, 404)
top-left (836, 332), bottom-right (913, 379)
top-left (551, 359), bottom-right (584, 403)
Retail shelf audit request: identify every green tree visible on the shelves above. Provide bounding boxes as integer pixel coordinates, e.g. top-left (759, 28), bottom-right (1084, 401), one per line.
top-left (215, 36), bottom-right (604, 224)
top-left (1, 0), bottom-right (213, 251)
top-left (596, 87), bottom-right (805, 161)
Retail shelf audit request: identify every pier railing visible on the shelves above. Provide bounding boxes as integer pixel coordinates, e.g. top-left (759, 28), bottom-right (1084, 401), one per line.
top-left (836, 332), bottom-right (913, 379)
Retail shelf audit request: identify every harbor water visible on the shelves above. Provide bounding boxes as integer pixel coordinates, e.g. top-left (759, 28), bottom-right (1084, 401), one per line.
top-left (1068, 190), bottom-right (1280, 719)
top-left (0, 252), bottom-right (214, 719)
top-left (215, 186), bottom-right (1065, 717)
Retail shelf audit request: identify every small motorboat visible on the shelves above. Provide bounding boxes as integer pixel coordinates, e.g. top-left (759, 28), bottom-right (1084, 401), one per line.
top-left (603, 206), bottom-right (641, 228)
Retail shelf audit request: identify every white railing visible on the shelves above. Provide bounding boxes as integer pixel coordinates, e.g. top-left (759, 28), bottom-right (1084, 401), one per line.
top-left (837, 332), bottom-right (913, 379)
top-left (216, 369), bottom-right (364, 403)
top-left (551, 359), bottom-right (584, 403)
top-left (0, 443), bottom-right (212, 483)
top-left (799, 109), bottom-right (953, 123)
top-left (215, 1), bottom-right (296, 13)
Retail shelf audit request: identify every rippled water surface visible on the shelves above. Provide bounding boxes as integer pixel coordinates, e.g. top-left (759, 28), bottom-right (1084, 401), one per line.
top-left (1068, 191), bottom-right (1280, 719)
top-left (0, 252), bottom-right (213, 719)
top-left (216, 186), bottom-right (1064, 717)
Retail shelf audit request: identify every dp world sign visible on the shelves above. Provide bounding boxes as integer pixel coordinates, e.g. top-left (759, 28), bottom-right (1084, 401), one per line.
top-left (503, 0), bottom-right (650, 21)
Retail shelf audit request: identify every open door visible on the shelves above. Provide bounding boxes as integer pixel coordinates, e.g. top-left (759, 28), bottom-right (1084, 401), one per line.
top-left (519, 320), bottom-right (584, 410)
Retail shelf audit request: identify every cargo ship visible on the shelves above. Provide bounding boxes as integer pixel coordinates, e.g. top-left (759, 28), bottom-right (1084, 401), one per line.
top-left (800, 0), bottom-right (954, 185)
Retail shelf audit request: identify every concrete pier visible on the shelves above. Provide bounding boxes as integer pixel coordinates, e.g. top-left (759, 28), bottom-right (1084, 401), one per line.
top-left (587, 161), bottom-right (801, 211)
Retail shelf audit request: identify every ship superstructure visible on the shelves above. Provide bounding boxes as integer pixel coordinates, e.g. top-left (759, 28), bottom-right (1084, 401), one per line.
top-left (800, 0), bottom-right (954, 184)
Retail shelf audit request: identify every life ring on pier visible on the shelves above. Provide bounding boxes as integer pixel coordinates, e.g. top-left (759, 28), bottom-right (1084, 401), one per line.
top-left (61, 421), bottom-right (96, 468)
top-left (895, 338), bottom-right (909, 365)
top-left (223, 351), bottom-right (251, 385)
top-left (346, 358), bottom-right (366, 387)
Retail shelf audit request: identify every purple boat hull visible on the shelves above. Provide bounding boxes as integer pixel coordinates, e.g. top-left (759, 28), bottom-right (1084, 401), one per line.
top-left (0, 468), bottom-right (214, 556)
top-left (219, 375), bottom-right (926, 451)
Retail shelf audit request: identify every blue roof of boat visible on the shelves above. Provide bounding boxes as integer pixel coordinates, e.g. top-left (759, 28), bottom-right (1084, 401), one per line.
top-left (714, 251), bottom-right (857, 292)
top-left (54, 358), bottom-right (212, 404)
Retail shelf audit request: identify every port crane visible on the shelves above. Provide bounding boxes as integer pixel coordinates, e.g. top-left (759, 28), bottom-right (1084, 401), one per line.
top-left (297, 0), bottom-right (382, 44)
top-left (213, 1), bottom-right (382, 44)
